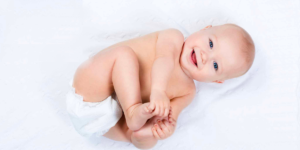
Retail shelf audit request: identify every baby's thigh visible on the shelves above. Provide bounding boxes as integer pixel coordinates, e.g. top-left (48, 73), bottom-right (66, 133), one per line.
top-left (72, 46), bottom-right (122, 102)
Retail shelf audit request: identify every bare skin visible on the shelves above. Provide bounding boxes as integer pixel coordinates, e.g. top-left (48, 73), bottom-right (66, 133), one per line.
top-left (71, 24), bottom-right (254, 149)
top-left (72, 30), bottom-right (195, 148)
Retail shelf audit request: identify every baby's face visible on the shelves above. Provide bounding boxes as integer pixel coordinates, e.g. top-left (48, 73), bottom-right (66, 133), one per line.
top-left (180, 25), bottom-right (248, 82)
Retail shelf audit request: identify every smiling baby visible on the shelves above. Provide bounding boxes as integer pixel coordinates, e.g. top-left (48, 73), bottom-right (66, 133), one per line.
top-left (66, 23), bottom-right (255, 149)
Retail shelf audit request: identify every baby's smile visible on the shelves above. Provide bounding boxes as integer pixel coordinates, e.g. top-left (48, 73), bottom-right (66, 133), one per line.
top-left (180, 24), bottom-right (255, 83)
top-left (191, 49), bottom-right (197, 67)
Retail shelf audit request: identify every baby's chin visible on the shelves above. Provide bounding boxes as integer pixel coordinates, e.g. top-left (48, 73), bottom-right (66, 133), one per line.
top-left (192, 77), bottom-right (212, 83)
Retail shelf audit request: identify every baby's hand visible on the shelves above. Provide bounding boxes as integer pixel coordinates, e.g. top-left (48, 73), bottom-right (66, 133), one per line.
top-left (148, 89), bottom-right (170, 118)
top-left (151, 110), bottom-right (176, 140)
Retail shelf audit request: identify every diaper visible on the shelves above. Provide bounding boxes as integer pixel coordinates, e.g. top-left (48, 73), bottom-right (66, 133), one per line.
top-left (66, 78), bottom-right (123, 137)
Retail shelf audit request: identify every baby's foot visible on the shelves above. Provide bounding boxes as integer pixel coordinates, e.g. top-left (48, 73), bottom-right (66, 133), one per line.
top-left (139, 102), bottom-right (155, 119)
top-left (127, 103), bottom-right (155, 131)
top-left (153, 106), bottom-right (172, 124)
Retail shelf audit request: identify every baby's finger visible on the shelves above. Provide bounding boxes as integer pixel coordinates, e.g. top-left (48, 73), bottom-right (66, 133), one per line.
top-left (163, 107), bottom-right (169, 118)
top-left (169, 118), bottom-right (176, 126)
top-left (148, 102), bottom-right (155, 112)
top-left (152, 127), bottom-right (161, 140)
top-left (162, 105), bottom-right (167, 117)
top-left (160, 120), bottom-right (170, 134)
top-left (159, 105), bottom-right (164, 117)
top-left (159, 107), bottom-right (165, 117)
top-left (168, 112), bottom-right (172, 120)
top-left (153, 104), bottom-right (160, 116)
top-left (144, 103), bottom-right (151, 113)
top-left (155, 124), bottom-right (165, 139)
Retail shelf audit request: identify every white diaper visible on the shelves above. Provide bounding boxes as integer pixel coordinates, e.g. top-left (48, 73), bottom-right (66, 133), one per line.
top-left (66, 78), bottom-right (123, 137)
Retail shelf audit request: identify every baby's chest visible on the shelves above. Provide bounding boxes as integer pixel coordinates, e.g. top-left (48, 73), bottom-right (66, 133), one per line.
top-left (139, 70), bottom-right (192, 103)
top-left (122, 32), bottom-right (192, 102)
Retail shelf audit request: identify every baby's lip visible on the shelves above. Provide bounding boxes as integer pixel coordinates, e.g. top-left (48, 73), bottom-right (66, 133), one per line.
top-left (195, 49), bottom-right (202, 69)
top-left (191, 50), bottom-right (197, 67)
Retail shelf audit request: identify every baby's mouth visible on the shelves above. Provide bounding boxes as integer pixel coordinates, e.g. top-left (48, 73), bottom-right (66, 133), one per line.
top-left (191, 50), bottom-right (197, 67)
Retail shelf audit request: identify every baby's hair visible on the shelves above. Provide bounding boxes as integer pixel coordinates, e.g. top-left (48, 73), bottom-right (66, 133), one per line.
top-left (224, 23), bottom-right (255, 75)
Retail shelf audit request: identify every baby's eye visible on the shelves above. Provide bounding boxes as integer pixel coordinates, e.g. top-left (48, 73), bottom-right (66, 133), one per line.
top-left (209, 39), bottom-right (213, 48)
top-left (213, 61), bottom-right (218, 71)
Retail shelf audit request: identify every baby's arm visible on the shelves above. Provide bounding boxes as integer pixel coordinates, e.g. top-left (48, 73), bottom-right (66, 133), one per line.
top-left (148, 29), bottom-right (184, 117)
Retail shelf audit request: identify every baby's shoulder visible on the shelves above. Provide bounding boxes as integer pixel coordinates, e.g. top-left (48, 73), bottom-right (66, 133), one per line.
top-left (121, 28), bottom-right (183, 51)
top-left (156, 28), bottom-right (184, 46)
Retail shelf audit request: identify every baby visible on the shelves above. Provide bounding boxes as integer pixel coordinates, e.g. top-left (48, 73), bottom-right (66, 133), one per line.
top-left (66, 23), bottom-right (255, 149)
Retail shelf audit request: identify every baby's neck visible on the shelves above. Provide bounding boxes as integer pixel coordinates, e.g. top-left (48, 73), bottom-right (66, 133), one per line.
top-left (175, 62), bottom-right (194, 83)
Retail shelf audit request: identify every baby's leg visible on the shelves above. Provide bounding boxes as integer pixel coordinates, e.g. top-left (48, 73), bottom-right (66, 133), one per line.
top-left (112, 46), bottom-right (154, 131)
top-left (102, 114), bottom-right (131, 142)
top-left (103, 114), bottom-right (157, 149)
top-left (131, 117), bottom-right (159, 149)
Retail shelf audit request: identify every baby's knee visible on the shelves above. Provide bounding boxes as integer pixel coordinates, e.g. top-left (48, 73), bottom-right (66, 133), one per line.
top-left (131, 131), bottom-right (157, 149)
top-left (115, 46), bottom-right (138, 62)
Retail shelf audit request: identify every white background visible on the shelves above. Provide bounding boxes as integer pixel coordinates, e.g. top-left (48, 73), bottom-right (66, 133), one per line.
top-left (0, 0), bottom-right (299, 149)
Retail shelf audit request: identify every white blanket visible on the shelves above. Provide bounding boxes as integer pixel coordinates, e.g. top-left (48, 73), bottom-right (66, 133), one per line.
top-left (0, 0), bottom-right (299, 149)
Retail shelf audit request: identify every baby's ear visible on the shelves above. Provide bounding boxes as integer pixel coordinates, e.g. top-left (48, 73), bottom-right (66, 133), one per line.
top-left (213, 80), bottom-right (224, 84)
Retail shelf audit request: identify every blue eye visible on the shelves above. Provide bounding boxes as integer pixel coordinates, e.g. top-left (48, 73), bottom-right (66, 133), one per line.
top-left (209, 39), bottom-right (213, 48)
top-left (213, 61), bottom-right (218, 71)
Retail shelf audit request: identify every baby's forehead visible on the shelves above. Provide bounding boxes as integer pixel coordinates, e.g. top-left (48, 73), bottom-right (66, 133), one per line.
top-left (215, 27), bottom-right (249, 78)
top-left (213, 27), bottom-right (247, 49)
top-left (214, 25), bottom-right (244, 39)
top-left (210, 24), bottom-right (255, 79)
